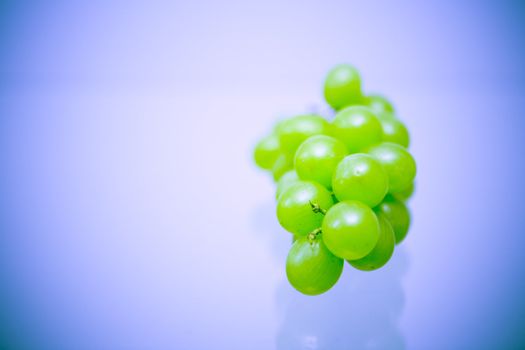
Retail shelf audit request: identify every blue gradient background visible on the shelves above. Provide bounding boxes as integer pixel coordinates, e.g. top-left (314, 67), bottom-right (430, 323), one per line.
top-left (1, 1), bottom-right (525, 349)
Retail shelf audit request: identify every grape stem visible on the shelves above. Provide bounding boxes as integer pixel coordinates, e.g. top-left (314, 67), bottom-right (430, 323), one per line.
top-left (309, 201), bottom-right (327, 215)
top-left (307, 228), bottom-right (322, 243)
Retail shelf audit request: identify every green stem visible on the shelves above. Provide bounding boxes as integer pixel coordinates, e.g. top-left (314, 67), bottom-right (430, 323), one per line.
top-left (307, 228), bottom-right (322, 243)
top-left (309, 201), bottom-right (327, 215)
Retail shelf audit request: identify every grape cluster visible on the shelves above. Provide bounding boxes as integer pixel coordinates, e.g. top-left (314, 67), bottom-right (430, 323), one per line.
top-left (254, 64), bottom-right (416, 295)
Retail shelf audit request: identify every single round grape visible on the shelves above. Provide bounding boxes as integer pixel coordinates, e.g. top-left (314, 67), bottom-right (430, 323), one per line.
top-left (322, 200), bottom-right (380, 260)
top-left (275, 170), bottom-right (299, 200)
top-left (294, 135), bottom-right (348, 189)
top-left (275, 115), bottom-right (329, 155)
top-left (272, 153), bottom-right (293, 181)
top-left (394, 182), bottom-right (415, 201)
top-left (253, 134), bottom-right (280, 170)
top-left (332, 153), bottom-right (389, 207)
top-left (367, 142), bottom-right (416, 193)
top-left (324, 64), bottom-right (363, 110)
top-left (277, 181), bottom-right (334, 236)
top-left (348, 213), bottom-right (395, 271)
top-left (331, 106), bottom-right (382, 153)
top-left (378, 117), bottom-right (410, 148)
top-left (365, 94), bottom-right (395, 114)
top-left (286, 235), bottom-right (344, 295)
top-left (375, 195), bottom-right (411, 244)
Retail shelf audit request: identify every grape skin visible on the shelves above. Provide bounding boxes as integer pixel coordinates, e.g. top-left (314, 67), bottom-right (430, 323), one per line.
top-left (272, 153), bottom-right (294, 181)
top-left (277, 181), bottom-right (334, 236)
top-left (394, 182), bottom-right (415, 201)
top-left (378, 117), bottom-right (410, 148)
top-left (324, 64), bottom-right (363, 110)
top-left (294, 135), bottom-right (348, 189)
top-left (331, 106), bottom-right (383, 153)
top-left (367, 142), bottom-right (416, 193)
top-left (286, 236), bottom-right (344, 295)
top-left (275, 115), bottom-right (329, 155)
top-left (253, 134), bottom-right (280, 170)
top-left (365, 94), bottom-right (395, 114)
top-left (374, 194), bottom-right (411, 244)
top-left (275, 170), bottom-right (299, 200)
top-left (322, 200), bottom-right (380, 260)
top-left (332, 153), bottom-right (389, 207)
top-left (348, 213), bottom-right (395, 271)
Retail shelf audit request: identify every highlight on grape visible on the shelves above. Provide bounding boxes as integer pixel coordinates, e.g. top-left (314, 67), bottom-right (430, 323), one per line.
top-left (254, 64), bottom-right (417, 296)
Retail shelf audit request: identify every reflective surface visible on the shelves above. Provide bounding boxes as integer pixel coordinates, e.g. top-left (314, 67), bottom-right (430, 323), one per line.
top-left (1, 1), bottom-right (525, 349)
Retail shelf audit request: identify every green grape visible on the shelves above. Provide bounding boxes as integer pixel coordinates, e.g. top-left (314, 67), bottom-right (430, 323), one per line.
top-left (324, 64), bottom-right (363, 110)
top-left (367, 142), bottom-right (416, 193)
top-left (378, 117), bottom-right (410, 148)
top-left (273, 118), bottom-right (287, 133)
top-left (286, 235), bottom-right (344, 295)
top-left (277, 181), bottom-right (334, 236)
top-left (276, 115), bottom-right (329, 155)
top-left (348, 213), bottom-right (395, 271)
top-left (394, 182), bottom-right (415, 201)
top-left (331, 106), bottom-right (382, 153)
top-left (375, 111), bottom-right (397, 121)
top-left (322, 200), bottom-right (380, 260)
top-left (375, 194), bottom-right (411, 244)
top-left (253, 134), bottom-right (280, 170)
top-left (275, 170), bottom-right (299, 199)
top-left (364, 94), bottom-right (395, 114)
top-left (332, 153), bottom-right (389, 207)
top-left (272, 153), bottom-right (293, 181)
top-left (294, 135), bottom-right (348, 189)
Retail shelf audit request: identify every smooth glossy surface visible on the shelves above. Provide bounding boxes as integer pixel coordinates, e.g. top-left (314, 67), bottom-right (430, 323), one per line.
top-left (367, 142), bottom-right (417, 193)
top-left (348, 213), bottom-right (396, 271)
top-left (1, 1), bottom-right (525, 349)
top-left (272, 153), bottom-right (293, 181)
top-left (365, 94), bottom-right (395, 114)
top-left (275, 170), bottom-right (299, 200)
top-left (375, 195), bottom-right (411, 244)
top-left (286, 236), bottom-right (344, 295)
top-left (379, 117), bottom-right (410, 148)
top-left (294, 135), bottom-right (348, 189)
top-left (277, 181), bottom-right (334, 236)
top-left (323, 64), bottom-right (363, 110)
top-left (331, 106), bottom-right (383, 153)
top-left (395, 182), bottom-right (415, 202)
top-left (332, 153), bottom-right (389, 207)
top-left (275, 115), bottom-right (329, 155)
top-left (322, 201), bottom-right (380, 260)
top-left (254, 134), bottom-right (280, 170)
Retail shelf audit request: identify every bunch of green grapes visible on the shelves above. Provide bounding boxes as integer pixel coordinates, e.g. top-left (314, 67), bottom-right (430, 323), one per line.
top-left (254, 64), bottom-right (416, 295)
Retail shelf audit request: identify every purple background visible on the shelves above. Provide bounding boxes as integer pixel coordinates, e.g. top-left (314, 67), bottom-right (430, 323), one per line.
top-left (1, 1), bottom-right (524, 349)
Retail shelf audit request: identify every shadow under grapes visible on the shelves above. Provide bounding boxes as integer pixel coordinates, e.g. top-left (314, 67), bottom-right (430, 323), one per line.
top-left (252, 194), bottom-right (409, 350)
top-left (275, 246), bottom-right (409, 350)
